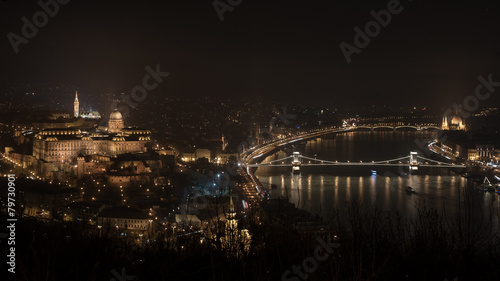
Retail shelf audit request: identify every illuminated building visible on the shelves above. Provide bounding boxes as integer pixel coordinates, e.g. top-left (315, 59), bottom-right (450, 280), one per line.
top-left (97, 206), bottom-right (151, 235)
top-left (108, 109), bottom-right (125, 133)
top-left (442, 111), bottom-right (466, 131)
top-left (79, 110), bottom-right (101, 119)
top-left (208, 194), bottom-right (251, 257)
top-left (74, 91), bottom-right (79, 117)
top-left (33, 108), bottom-right (151, 178)
top-left (20, 183), bottom-right (80, 218)
top-left (75, 91), bottom-right (101, 119)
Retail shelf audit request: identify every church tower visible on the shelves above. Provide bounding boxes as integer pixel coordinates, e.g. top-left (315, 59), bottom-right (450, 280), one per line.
top-left (226, 192), bottom-right (237, 231)
top-left (74, 91), bottom-right (79, 118)
top-left (441, 115), bottom-right (448, 130)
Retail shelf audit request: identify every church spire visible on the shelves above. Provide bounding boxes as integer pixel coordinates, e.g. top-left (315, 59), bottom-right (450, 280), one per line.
top-left (228, 188), bottom-right (236, 220)
top-left (229, 194), bottom-right (235, 214)
top-left (74, 91), bottom-right (80, 118)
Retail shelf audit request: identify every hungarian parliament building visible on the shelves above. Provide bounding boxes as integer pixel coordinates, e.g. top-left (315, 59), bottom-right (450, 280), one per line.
top-left (30, 92), bottom-right (152, 179)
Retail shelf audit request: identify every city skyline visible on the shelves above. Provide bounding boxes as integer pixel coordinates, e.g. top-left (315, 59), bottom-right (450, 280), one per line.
top-left (2, 1), bottom-right (500, 281)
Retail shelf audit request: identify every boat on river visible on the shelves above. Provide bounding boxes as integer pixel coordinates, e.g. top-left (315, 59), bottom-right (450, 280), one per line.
top-left (406, 186), bottom-right (416, 194)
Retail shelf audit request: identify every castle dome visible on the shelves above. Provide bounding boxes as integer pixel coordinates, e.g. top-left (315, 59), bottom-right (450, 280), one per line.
top-left (109, 109), bottom-right (123, 120)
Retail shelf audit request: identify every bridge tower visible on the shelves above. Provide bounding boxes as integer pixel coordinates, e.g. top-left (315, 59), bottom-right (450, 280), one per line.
top-left (409, 151), bottom-right (418, 171)
top-left (292, 151), bottom-right (301, 174)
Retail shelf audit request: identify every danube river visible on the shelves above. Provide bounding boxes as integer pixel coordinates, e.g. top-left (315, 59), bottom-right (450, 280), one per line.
top-left (255, 131), bottom-right (500, 223)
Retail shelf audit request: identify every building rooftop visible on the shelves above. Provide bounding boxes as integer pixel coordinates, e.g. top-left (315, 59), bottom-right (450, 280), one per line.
top-left (99, 206), bottom-right (150, 219)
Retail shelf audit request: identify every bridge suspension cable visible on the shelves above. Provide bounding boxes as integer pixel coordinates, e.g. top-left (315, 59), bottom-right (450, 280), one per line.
top-left (245, 151), bottom-right (465, 169)
top-left (416, 155), bottom-right (462, 166)
top-left (300, 155), bottom-right (411, 165)
top-left (300, 156), bottom-right (337, 165)
top-left (256, 156), bottom-right (293, 165)
top-left (372, 156), bottom-right (410, 164)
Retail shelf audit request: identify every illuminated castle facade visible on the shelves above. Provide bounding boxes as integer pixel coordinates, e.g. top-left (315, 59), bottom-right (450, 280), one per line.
top-left (108, 110), bottom-right (125, 133)
top-left (33, 99), bottom-right (151, 176)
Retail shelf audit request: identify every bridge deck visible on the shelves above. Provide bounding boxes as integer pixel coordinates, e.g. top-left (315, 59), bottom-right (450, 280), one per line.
top-left (247, 163), bottom-right (465, 168)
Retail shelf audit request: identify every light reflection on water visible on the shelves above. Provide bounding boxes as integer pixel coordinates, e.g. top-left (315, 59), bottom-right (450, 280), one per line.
top-left (260, 173), bottom-right (471, 219)
top-left (255, 132), bottom-right (500, 228)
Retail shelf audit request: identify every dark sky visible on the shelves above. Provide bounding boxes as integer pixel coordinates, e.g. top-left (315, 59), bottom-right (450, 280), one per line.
top-left (1, 0), bottom-right (499, 108)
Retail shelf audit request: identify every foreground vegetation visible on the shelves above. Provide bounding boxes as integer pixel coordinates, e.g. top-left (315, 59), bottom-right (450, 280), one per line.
top-left (3, 192), bottom-right (500, 281)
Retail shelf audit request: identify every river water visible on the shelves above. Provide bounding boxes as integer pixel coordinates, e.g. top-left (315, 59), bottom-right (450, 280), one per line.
top-left (255, 131), bottom-right (500, 225)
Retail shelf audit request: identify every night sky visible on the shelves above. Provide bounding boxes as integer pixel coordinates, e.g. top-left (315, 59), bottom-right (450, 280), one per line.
top-left (1, 0), bottom-right (499, 108)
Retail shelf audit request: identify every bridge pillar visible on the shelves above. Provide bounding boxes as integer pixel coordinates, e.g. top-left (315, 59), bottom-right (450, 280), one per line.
top-left (293, 152), bottom-right (300, 163)
top-left (409, 151), bottom-right (418, 170)
top-left (292, 151), bottom-right (301, 174)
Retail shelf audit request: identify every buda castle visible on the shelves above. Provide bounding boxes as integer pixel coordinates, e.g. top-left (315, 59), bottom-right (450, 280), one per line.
top-left (33, 92), bottom-right (152, 177)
